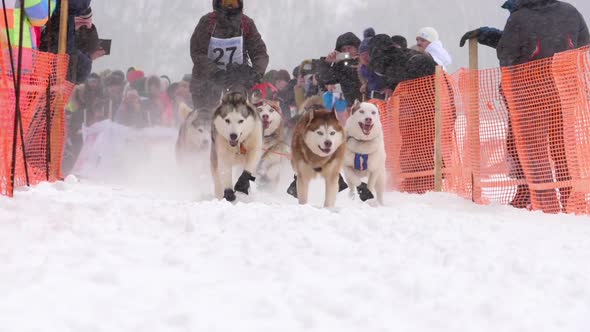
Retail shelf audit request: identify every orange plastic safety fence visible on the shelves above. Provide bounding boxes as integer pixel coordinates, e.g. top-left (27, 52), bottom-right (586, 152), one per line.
top-left (375, 46), bottom-right (590, 215)
top-left (0, 48), bottom-right (74, 197)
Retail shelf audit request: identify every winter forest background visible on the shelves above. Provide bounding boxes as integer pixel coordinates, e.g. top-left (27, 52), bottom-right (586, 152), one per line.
top-left (92, 0), bottom-right (590, 80)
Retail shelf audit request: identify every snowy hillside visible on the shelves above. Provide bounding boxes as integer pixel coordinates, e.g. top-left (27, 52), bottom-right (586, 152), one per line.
top-left (1, 178), bottom-right (590, 331)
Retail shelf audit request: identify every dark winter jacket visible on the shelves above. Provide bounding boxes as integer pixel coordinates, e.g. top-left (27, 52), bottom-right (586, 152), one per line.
top-left (317, 32), bottom-right (363, 106)
top-left (40, 0), bottom-right (92, 84)
top-left (497, 0), bottom-right (590, 66)
top-left (369, 34), bottom-right (436, 90)
top-left (190, 0), bottom-right (269, 83)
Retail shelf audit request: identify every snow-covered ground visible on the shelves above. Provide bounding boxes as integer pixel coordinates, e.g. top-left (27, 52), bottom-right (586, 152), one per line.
top-left (1, 129), bottom-right (589, 332)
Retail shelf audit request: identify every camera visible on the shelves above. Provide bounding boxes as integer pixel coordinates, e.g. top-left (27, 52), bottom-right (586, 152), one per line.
top-left (335, 52), bottom-right (351, 62)
top-left (299, 59), bottom-right (321, 77)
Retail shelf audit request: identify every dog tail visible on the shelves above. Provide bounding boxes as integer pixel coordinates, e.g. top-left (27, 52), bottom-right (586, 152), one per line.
top-left (300, 96), bottom-right (326, 114)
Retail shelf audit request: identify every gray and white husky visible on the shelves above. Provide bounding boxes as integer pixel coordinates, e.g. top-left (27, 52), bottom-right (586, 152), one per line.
top-left (343, 101), bottom-right (387, 205)
top-left (211, 92), bottom-right (263, 202)
top-left (176, 109), bottom-right (211, 165)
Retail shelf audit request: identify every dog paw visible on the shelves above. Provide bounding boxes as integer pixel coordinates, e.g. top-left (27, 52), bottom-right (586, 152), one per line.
top-left (224, 189), bottom-right (236, 202)
top-left (357, 183), bottom-right (375, 202)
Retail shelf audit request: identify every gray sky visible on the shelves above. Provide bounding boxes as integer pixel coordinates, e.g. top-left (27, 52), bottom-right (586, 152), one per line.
top-left (92, 0), bottom-right (590, 81)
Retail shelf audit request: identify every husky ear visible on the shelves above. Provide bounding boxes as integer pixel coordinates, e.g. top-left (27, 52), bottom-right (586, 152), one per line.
top-left (305, 109), bottom-right (315, 127)
top-left (329, 109), bottom-right (339, 121)
top-left (351, 100), bottom-right (361, 115)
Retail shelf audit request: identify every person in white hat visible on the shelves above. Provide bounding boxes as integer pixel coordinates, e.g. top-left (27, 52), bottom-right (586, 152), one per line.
top-left (416, 27), bottom-right (453, 70)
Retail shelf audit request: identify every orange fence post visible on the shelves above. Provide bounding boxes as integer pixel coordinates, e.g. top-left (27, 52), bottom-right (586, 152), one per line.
top-left (469, 38), bottom-right (482, 203)
top-left (434, 66), bottom-right (443, 192)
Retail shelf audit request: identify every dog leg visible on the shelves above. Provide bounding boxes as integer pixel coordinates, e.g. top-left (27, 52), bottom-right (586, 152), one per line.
top-left (244, 148), bottom-right (263, 176)
top-left (375, 170), bottom-right (386, 205)
top-left (343, 167), bottom-right (362, 198)
top-left (324, 174), bottom-right (339, 208)
top-left (218, 160), bottom-right (234, 201)
top-left (211, 166), bottom-right (223, 200)
top-left (297, 174), bottom-right (310, 205)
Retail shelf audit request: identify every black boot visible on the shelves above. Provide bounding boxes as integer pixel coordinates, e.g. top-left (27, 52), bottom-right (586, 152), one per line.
top-left (287, 176), bottom-right (298, 198)
top-left (224, 189), bottom-right (236, 202)
top-left (234, 171), bottom-right (256, 195)
top-left (357, 183), bottom-right (375, 202)
top-left (338, 174), bottom-right (349, 192)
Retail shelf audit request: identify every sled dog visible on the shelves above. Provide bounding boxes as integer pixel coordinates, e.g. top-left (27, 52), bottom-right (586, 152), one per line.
top-left (343, 101), bottom-right (386, 205)
top-left (176, 109), bottom-right (211, 165)
top-left (290, 97), bottom-right (346, 208)
top-left (256, 100), bottom-right (290, 191)
top-left (211, 92), bottom-right (263, 201)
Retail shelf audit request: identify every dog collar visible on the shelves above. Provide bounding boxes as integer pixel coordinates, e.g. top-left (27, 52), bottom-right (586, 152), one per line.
top-left (239, 143), bottom-right (247, 155)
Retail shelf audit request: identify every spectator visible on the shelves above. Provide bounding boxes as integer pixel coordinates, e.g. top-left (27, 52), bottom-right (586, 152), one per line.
top-left (168, 80), bottom-right (194, 126)
top-left (103, 72), bottom-right (126, 121)
top-left (318, 32), bottom-right (362, 107)
top-left (416, 27), bottom-right (452, 70)
top-left (142, 76), bottom-right (174, 126)
top-left (190, 0), bottom-right (269, 115)
top-left (41, 2), bottom-right (106, 84)
top-left (391, 35), bottom-right (408, 49)
top-left (358, 28), bottom-right (385, 100)
top-left (273, 69), bottom-right (296, 122)
top-left (64, 72), bottom-right (103, 171)
top-left (369, 34), bottom-right (436, 93)
top-left (496, 0), bottom-right (589, 212)
top-left (116, 89), bottom-right (149, 128)
top-left (459, 0), bottom-right (519, 49)
top-left (160, 75), bottom-right (171, 92)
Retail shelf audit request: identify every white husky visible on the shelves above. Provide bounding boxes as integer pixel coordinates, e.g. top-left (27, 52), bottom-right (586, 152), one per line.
top-left (256, 101), bottom-right (290, 191)
top-left (343, 101), bottom-right (387, 205)
top-left (211, 92), bottom-right (263, 202)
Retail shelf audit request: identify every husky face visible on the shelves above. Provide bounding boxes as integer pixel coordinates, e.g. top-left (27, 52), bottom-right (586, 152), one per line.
top-left (347, 102), bottom-right (382, 140)
top-left (257, 103), bottom-right (282, 137)
top-left (186, 117), bottom-right (210, 151)
top-left (214, 110), bottom-right (256, 147)
top-left (213, 92), bottom-right (258, 147)
top-left (304, 111), bottom-right (344, 157)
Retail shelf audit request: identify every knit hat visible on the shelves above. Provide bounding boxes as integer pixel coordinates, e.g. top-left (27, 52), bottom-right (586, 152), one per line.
top-left (359, 28), bottom-right (376, 53)
top-left (417, 27), bottom-right (439, 43)
top-left (77, 7), bottom-right (93, 20)
top-left (335, 32), bottom-right (361, 52)
top-left (391, 35), bottom-right (408, 49)
top-left (127, 70), bottom-right (145, 84)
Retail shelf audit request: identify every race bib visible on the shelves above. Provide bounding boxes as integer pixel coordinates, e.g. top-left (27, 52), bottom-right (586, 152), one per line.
top-left (208, 36), bottom-right (244, 70)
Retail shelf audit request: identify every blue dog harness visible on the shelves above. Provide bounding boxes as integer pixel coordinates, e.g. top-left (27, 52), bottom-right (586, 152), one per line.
top-left (354, 154), bottom-right (369, 171)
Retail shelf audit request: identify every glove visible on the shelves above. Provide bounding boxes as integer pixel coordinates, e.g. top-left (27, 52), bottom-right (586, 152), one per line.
top-left (460, 29), bottom-right (480, 47)
top-left (234, 170), bottom-right (256, 195)
top-left (287, 175), bottom-right (298, 198)
top-left (224, 189), bottom-right (236, 202)
top-left (357, 183), bottom-right (375, 202)
top-left (460, 27), bottom-right (503, 49)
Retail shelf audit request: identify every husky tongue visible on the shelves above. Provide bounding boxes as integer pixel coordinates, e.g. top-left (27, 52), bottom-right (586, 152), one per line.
top-left (263, 120), bottom-right (271, 129)
top-left (359, 122), bottom-right (373, 135)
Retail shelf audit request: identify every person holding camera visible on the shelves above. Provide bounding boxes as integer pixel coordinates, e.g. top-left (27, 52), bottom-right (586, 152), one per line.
top-left (318, 32), bottom-right (363, 108)
top-left (190, 0), bottom-right (269, 114)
